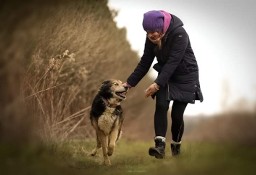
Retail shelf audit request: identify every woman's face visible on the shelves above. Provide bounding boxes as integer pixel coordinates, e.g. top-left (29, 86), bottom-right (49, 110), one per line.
top-left (147, 31), bottom-right (164, 43)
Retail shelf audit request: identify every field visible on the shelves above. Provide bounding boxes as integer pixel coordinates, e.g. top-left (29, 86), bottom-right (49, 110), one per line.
top-left (1, 1), bottom-right (256, 175)
top-left (1, 139), bottom-right (256, 175)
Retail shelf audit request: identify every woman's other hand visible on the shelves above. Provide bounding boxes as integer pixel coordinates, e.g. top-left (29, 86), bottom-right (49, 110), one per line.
top-left (145, 83), bottom-right (160, 98)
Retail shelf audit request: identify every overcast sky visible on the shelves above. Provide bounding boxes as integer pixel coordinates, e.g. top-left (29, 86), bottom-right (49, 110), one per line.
top-left (108, 0), bottom-right (256, 116)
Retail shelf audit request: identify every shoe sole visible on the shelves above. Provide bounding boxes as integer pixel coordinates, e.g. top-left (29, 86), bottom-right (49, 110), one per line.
top-left (148, 148), bottom-right (164, 159)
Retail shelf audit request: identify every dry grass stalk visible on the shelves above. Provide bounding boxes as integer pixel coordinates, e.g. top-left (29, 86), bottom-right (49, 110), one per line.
top-left (23, 50), bottom-right (91, 141)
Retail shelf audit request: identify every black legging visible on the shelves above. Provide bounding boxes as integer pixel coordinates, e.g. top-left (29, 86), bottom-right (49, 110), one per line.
top-left (154, 86), bottom-right (188, 142)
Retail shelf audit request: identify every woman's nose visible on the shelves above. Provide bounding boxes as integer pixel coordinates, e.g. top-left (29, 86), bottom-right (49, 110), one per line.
top-left (147, 32), bottom-right (155, 37)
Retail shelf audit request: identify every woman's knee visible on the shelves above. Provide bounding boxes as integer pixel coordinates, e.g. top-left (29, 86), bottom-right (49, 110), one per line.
top-left (171, 101), bottom-right (188, 119)
top-left (155, 103), bottom-right (169, 112)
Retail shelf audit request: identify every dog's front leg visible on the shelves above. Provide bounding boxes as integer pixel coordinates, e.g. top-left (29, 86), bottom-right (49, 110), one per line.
top-left (99, 132), bottom-right (111, 166)
top-left (90, 132), bottom-right (102, 156)
top-left (108, 126), bottom-right (119, 156)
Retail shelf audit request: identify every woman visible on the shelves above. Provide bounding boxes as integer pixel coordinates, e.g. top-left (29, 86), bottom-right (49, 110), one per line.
top-left (124, 10), bottom-right (203, 158)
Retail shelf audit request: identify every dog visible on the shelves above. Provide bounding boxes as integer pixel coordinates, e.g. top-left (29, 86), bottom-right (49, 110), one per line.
top-left (90, 79), bottom-right (128, 165)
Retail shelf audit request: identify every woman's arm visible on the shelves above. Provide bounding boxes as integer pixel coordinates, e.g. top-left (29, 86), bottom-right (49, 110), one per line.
top-left (127, 37), bottom-right (156, 87)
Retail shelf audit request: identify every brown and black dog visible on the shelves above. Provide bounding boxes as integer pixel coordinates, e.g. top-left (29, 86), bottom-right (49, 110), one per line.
top-left (90, 79), bottom-right (128, 165)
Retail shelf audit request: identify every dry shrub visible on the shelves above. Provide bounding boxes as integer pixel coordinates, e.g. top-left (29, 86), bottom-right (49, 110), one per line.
top-left (23, 50), bottom-right (92, 141)
top-left (12, 0), bottom-right (142, 142)
top-left (0, 0), bottom-right (156, 143)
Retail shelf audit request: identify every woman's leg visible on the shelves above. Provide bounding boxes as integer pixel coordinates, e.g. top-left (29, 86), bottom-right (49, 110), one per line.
top-left (149, 87), bottom-right (170, 159)
top-left (171, 101), bottom-right (188, 142)
top-left (170, 101), bottom-right (188, 156)
top-left (154, 86), bottom-right (170, 137)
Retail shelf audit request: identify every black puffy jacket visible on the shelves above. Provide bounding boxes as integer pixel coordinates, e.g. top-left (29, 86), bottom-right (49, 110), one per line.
top-left (127, 14), bottom-right (203, 103)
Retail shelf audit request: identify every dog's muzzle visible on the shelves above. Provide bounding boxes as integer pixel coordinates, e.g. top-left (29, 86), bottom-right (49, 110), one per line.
top-left (115, 89), bottom-right (128, 100)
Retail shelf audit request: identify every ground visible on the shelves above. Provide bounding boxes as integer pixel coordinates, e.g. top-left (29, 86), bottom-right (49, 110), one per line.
top-left (1, 139), bottom-right (255, 175)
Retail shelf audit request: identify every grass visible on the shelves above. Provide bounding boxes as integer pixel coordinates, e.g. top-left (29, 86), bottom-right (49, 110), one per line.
top-left (1, 139), bottom-right (255, 175)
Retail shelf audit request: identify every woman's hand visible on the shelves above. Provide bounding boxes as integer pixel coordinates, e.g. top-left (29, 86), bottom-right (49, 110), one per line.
top-left (123, 82), bottom-right (131, 88)
top-left (145, 83), bottom-right (160, 98)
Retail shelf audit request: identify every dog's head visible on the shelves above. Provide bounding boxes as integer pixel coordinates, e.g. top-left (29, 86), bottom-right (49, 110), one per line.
top-left (98, 79), bottom-right (128, 102)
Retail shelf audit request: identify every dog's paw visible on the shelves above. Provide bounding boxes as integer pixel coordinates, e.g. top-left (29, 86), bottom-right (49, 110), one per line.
top-left (103, 159), bottom-right (111, 166)
top-left (90, 152), bottom-right (96, 156)
top-left (107, 146), bottom-right (114, 156)
top-left (107, 151), bottom-right (113, 156)
top-left (90, 149), bottom-right (97, 156)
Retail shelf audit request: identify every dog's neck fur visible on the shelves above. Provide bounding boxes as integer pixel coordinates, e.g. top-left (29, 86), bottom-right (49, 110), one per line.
top-left (101, 97), bottom-right (121, 108)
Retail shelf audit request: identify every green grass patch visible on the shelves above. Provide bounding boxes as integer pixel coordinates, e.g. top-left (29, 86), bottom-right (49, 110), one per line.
top-left (1, 140), bottom-right (255, 175)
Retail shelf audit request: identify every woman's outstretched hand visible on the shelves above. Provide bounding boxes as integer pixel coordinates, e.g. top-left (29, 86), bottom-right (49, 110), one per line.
top-left (123, 82), bottom-right (132, 90)
top-left (145, 83), bottom-right (160, 98)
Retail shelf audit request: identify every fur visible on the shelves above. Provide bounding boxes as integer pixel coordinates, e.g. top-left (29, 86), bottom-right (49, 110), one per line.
top-left (90, 79), bottom-right (128, 166)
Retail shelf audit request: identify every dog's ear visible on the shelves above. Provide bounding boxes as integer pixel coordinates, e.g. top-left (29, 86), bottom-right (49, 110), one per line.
top-left (99, 80), bottom-right (112, 99)
top-left (101, 80), bottom-right (112, 90)
top-left (101, 80), bottom-right (111, 86)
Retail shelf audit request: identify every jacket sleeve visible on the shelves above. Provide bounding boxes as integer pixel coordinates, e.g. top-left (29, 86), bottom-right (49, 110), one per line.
top-left (127, 37), bottom-right (155, 87)
top-left (155, 30), bottom-right (188, 87)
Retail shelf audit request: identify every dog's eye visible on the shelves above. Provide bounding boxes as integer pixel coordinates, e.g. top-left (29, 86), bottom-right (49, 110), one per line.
top-left (113, 83), bottom-right (118, 86)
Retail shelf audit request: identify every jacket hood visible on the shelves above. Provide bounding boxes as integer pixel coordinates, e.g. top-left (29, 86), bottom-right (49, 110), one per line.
top-left (161, 14), bottom-right (183, 43)
top-left (166, 14), bottom-right (183, 34)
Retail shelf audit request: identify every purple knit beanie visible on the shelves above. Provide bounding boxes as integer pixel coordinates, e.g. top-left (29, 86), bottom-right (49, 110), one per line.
top-left (142, 10), bottom-right (164, 32)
